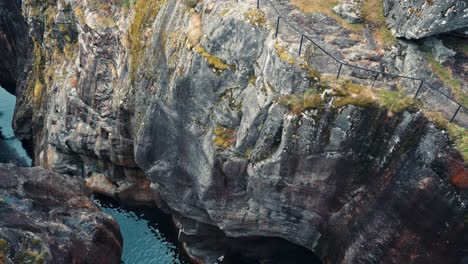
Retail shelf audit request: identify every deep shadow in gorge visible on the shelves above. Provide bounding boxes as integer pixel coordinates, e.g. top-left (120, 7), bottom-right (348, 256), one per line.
top-left (0, 0), bottom-right (32, 95)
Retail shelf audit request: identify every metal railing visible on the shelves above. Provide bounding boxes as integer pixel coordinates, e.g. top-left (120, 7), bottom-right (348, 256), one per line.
top-left (258, 0), bottom-right (467, 125)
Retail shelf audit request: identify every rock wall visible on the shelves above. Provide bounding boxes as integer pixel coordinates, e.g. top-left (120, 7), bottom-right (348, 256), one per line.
top-left (0, 0), bottom-right (31, 94)
top-left (0, 164), bottom-right (122, 263)
top-left (383, 0), bottom-right (468, 39)
top-left (4, 0), bottom-right (468, 263)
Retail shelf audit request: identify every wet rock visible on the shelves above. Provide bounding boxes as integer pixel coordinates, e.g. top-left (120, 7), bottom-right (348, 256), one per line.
top-left (383, 0), bottom-right (468, 39)
top-left (332, 0), bottom-right (363, 24)
top-left (0, 163), bottom-right (122, 264)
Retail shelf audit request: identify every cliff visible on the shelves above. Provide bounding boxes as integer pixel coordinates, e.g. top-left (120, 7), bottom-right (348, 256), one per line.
top-left (383, 0), bottom-right (468, 39)
top-left (0, 164), bottom-right (122, 263)
top-left (1, 0), bottom-right (467, 263)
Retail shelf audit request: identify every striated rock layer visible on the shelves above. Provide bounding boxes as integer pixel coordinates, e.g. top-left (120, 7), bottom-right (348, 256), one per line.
top-left (2, 0), bottom-right (467, 262)
top-left (383, 0), bottom-right (468, 39)
top-left (0, 163), bottom-right (122, 264)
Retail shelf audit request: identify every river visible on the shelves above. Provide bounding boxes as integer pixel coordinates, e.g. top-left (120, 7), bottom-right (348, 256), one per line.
top-left (0, 87), bottom-right (32, 166)
top-left (0, 86), bottom-right (188, 264)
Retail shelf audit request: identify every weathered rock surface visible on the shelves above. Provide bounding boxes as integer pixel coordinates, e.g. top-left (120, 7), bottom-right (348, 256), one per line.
top-left (2, 0), bottom-right (467, 263)
top-left (0, 163), bottom-right (122, 263)
top-left (423, 36), bottom-right (457, 64)
top-left (383, 0), bottom-right (468, 39)
top-left (333, 0), bottom-right (363, 24)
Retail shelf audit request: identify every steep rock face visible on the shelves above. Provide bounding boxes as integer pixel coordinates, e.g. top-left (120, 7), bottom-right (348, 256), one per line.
top-left (12, 0), bottom-right (153, 203)
top-left (0, 163), bottom-right (122, 263)
top-left (8, 0), bottom-right (468, 262)
top-left (383, 0), bottom-right (468, 39)
top-left (0, 0), bottom-right (31, 94)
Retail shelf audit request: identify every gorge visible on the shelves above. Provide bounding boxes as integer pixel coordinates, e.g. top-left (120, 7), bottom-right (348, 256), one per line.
top-left (0, 0), bottom-right (467, 263)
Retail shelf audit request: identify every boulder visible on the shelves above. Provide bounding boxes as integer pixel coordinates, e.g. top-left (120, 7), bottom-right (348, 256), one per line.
top-left (0, 164), bottom-right (122, 264)
top-left (383, 0), bottom-right (468, 39)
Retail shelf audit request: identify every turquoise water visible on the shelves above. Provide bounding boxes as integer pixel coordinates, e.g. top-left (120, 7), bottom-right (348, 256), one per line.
top-left (93, 195), bottom-right (188, 264)
top-left (0, 86), bottom-right (32, 166)
top-left (0, 86), bottom-right (187, 264)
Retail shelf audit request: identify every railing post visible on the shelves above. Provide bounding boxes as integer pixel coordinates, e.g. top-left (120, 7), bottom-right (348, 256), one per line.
top-left (298, 35), bottom-right (304, 56)
top-left (414, 80), bottom-right (424, 99)
top-left (336, 63), bottom-right (343, 80)
top-left (371, 74), bottom-right (378, 88)
top-left (257, 0), bottom-right (260, 9)
top-left (450, 105), bottom-right (462, 123)
top-left (275, 16), bottom-right (281, 38)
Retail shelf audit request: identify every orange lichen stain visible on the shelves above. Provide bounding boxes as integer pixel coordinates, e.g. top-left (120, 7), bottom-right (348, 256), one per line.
top-left (450, 166), bottom-right (468, 189)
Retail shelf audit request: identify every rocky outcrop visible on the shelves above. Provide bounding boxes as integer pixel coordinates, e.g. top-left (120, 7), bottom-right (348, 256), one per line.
top-left (0, 0), bottom-right (31, 94)
top-left (0, 163), bottom-right (122, 263)
top-left (333, 0), bottom-right (363, 24)
top-left (383, 0), bottom-right (468, 39)
top-left (5, 0), bottom-right (467, 263)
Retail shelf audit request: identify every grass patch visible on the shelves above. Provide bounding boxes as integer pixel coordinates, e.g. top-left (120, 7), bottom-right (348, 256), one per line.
top-left (425, 112), bottom-right (468, 162)
top-left (275, 42), bottom-right (295, 65)
top-left (362, 0), bottom-right (396, 48)
top-left (129, 0), bottom-right (166, 83)
top-left (300, 63), bottom-right (321, 81)
top-left (248, 75), bottom-right (257, 85)
top-left (213, 125), bottom-right (236, 149)
top-left (244, 9), bottom-right (267, 27)
top-left (194, 45), bottom-right (235, 73)
top-left (292, 0), bottom-right (396, 47)
top-left (332, 81), bottom-right (378, 108)
top-left (377, 90), bottom-right (417, 113)
top-left (424, 51), bottom-right (467, 106)
top-left (291, 0), bottom-right (362, 31)
top-left (0, 239), bottom-right (7, 251)
top-left (277, 88), bottom-right (324, 114)
top-left (185, 0), bottom-right (201, 8)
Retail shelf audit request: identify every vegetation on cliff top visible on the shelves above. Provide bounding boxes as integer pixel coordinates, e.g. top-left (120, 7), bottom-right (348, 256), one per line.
top-left (291, 0), bottom-right (396, 47)
top-left (424, 51), bottom-right (467, 106)
top-left (425, 112), bottom-right (468, 162)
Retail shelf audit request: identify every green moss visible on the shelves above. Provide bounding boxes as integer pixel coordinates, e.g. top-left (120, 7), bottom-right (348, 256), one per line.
top-left (332, 81), bottom-right (378, 109)
top-left (194, 45), bottom-right (235, 72)
top-left (245, 147), bottom-right (253, 160)
top-left (30, 38), bottom-right (45, 104)
top-left (213, 125), bottom-right (236, 149)
top-left (244, 9), bottom-right (267, 27)
top-left (18, 249), bottom-right (45, 264)
top-left (303, 94), bottom-right (323, 109)
top-left (274, 42), bottom-right (295, 65)
top-left (277, 90), bottom-right (324, 114)
top-left (300, 64), bottom-right (321, 81)
top-left (362, 0), bottom-right (397, 47)
top-left (129, 0), bottom-right (166, 83)
top-left (425, 112), bottom-right (467, 162)
top-left (185, 0), bottom-right (201, 8)
top-left (333, 96), bottom-right (378, 108)
top-left (377, 90), bottom-right (416, 113)
top-left (0, 239), bottom-right (7, 251)
top-left (248, 75), bottom-right (257, 85)
top-left (424, 51), bottom-right (465, 105)
top-left (447, 123), bottom-right (468, 162)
